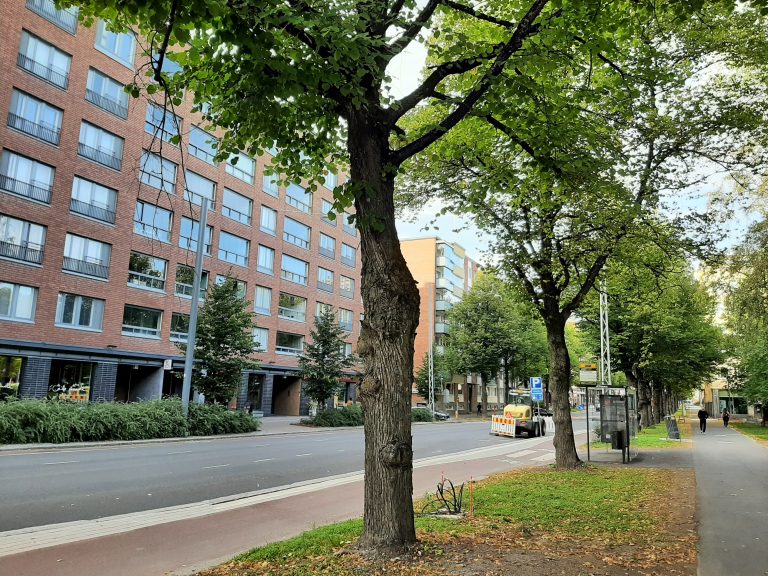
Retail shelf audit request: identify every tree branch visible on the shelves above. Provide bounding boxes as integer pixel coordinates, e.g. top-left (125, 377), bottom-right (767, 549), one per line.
top-left (442, 0), bottom-right (515, 27)
top-left (388, 0), bottom-right (443, 58)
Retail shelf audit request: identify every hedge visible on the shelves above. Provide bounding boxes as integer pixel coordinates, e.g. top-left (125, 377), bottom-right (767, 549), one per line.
top-left (0, 399), bottom-right (260, 444)
top-left (304, 405), bottom-right (437, 427)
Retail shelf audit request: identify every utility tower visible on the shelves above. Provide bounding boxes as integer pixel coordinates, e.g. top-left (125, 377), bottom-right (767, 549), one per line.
top-left (599, 279), bottom-right (612, 387)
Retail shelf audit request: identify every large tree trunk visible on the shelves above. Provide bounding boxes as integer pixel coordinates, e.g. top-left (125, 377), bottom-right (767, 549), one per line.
top-left (652, 382), bottom-right (663, 424)
top-left (349, 111), bottom-right (420, 552)
top-left (545, 314), bottom-right (581, 468)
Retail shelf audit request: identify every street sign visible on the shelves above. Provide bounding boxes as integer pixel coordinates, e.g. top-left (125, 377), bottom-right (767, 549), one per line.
top-left (530, 376), bottom-right (544, 401)
top-left (531, 389), bottom-right (544, 401)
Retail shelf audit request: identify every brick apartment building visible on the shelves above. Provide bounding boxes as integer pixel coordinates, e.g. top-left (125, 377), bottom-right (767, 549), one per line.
top-left (400, 237), bottom-right (482, 412)
top-left (0, 0), bottom-right (362, 415)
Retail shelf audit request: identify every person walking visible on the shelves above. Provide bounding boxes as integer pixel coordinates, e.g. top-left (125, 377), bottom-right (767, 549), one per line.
top-left (476, 402), bottom-right (482, 416)
top-left (722, 408), bottom-right (730, 428)
top-left (698, 407), bottom-right (709, 433)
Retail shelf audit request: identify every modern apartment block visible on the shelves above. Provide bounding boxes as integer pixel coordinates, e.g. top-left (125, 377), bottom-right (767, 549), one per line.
top-left (400, 237), bottom-right (482, 412)
top-left (0, 0), bottom-right (362, 415)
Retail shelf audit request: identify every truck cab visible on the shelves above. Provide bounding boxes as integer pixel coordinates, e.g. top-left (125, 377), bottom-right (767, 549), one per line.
top-left (504, 391), bottom-right (546, 437)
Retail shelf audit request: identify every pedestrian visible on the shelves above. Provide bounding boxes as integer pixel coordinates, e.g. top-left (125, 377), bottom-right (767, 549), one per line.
top-left (477, 402), bottom-right (482, 416)
top-left (637, 412), bottom-right (642, 431)
top-left (697, 407), bottom-right (709, 433)
top-left (722, 409), bottom-right (730, 428)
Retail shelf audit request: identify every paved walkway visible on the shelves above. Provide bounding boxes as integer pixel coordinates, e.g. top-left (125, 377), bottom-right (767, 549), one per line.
top-left (693, 420), bottom-right (768, 576)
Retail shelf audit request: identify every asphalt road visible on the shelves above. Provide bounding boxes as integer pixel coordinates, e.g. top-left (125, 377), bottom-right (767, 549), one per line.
top-left (0, 419), bottom-right (572, 531)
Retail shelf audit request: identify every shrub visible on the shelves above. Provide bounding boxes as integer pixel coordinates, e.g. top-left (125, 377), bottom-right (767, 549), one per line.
top-left (0, 399), bottom-right (260, 444)
top-left (411, 408), bottom-right (435, 422)
top-left (310, 405), bottom-right (365, 427)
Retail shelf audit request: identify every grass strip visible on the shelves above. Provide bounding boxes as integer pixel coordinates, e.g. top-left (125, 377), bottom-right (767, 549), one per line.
top-left (731, 422), bottom-right (768, 445)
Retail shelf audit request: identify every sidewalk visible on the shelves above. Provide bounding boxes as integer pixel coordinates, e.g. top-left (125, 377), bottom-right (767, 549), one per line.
top-left (693, 420), bottom-right (768, 576)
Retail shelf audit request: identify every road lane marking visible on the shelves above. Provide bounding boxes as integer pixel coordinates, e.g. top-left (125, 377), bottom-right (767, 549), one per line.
top-left (253, 458), bottom-right (274, 463)
top-left (42, 461), bottom-right (79, 466)
top-left (295, 453), bottom-right (312, 457)
top-left (166, 450), bottom-right (193, 455)
top-left (202, 464), bottom-right (230, 469)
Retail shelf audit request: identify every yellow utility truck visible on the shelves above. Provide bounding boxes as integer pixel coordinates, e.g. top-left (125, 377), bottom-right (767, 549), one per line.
top-left (497, 390), bottom-right (547, 437)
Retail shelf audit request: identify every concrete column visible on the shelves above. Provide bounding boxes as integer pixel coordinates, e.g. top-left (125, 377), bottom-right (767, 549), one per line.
top-left (261, 373), bottom-right (274, 416)
top-left (91, 362), bottom-right (117, 402)
top-left (19, 356), bottom-right (50, 399)
top-left (236, 372), bottom-right (249, 410)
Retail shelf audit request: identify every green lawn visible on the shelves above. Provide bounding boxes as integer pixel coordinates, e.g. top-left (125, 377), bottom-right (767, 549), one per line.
top-left (731, 422), bottom-right (768, 443)
top-left (590, 422), bottom-right (683, 449)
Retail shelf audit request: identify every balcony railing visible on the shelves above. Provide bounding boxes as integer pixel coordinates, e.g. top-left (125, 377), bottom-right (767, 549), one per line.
top-left (319, 246), bottom-right (335, 259)
top-left (78, 142), bottom-right (122, 170)
top-left (170, 330), bottom-right (188, 342)
top-left (122, 324), bottom-right (159, 337)
top-left (0, 239), bottom-right (44, 264)
top-left (317, 279), bottom-right (333, 293)
top-left (189, 143), bottom-right (216, 165)
top-left (278, 307), bottom-right (306, 322)
top-left (222, 205), bottom-right (251, 225)
top-left (17, 53), bottom-right (69, 89)
top-left (321, 213), bottom-right (337, 227)
top-left (175, 283), bottom-right (206, 299)
top-left (226, 164), bottom-right (253, 184)
top-left (339, 321), bottom-right (353, 332)
top-left (128, 270), bottom-right (165, 291)
top-left (63, 256), bottom-right (109, 279)
top-left (286, 195), bottom-right (311, 214)
top-left (135, 222), bottom-right (170, 242)
top-left (281, 269), bottom-right (307, 285)
top-left (8, 112), bottom-right (60, 145)
top-left (257, 264), bottom-right (274, 275)
top-left (85, 89), bottom-right (128, 119)
top-left (340, 287), bottom-right (354, 299)
top-left (343, 222), bottom-right (356, 236)
top-left (341, 255), bottom-right (355, 268)
top-left (0, 174), bottom-right (52, 204)
top-left (219, 249), bottom-right (248, 267)
top-left (283, 232), bottom-right (309, 249)
top-left (70, 198), bottom-right (116, 224)
top-left (26, 0), bottom-right (78, 34)
top-left (276, 344), bottom-right (303, 355)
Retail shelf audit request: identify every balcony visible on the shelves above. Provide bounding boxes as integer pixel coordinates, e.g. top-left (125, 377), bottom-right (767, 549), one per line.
top-left (276, 333), bottom-right (304, 355)
top-left (435, 322), bottom-right (450, 334)
top-left (219, 249), bottom-right (248, 267)
top-left (278, 307), bottom-right (306, 322)
top-left (17, 53), bottom-right (69, 89)
top-left (0, 174), bottom-right (52, 204)
top-left (70, 198), bottom-right (116, 224)
top-left (63, 256), bottom-right (109, 279)
top-left (0, 239), bottom-right (44, 264)
top-left (435, 300), bottom-right (453, 312)
top-left (435, 278), bottom-right (450, 290)
top-left (8, 112), bottom-right (60, 145)
top-left (286, 195), bottom-right (311, 214)
top-left (281, 269), bottom-right (307, 285)
top-left (435, 256), bottom-right (448, 268)
top-left (319, 246), bottom-right (335, 259)
top-left (317, 279), bottom-right (333, 293)
top-left (128, 271), bottom-right (165, 291)
top-left (85, 89), bottom-right (128, 119)
top-left (26, 0), bottom-right (78, 34)
top-left (283, 232), bottom-right (309, 249)
top-left (222, 206), bottom-right (251, 225)
top-left (78, 143), bottom-right (122, 171)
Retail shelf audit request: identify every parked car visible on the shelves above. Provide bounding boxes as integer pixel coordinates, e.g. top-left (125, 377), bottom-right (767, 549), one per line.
top-left (533, 407), bottom-right (553, 417)
top-left (411, 406), bottom-right (450, 421)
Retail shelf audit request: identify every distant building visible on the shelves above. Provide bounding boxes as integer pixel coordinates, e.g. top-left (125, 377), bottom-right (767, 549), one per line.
top-left (0, 0), bottom-right (362, 414)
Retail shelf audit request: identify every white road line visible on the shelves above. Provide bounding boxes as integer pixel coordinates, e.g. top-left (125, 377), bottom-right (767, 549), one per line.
top-left (202, 464), bottom-right (230, 469)
top-left (295, 453), bottom-right (312, 457)
top-left (42, 461), bottom-right (79, 466)
top-left (336, 449), bottom-right (345, 452)
top-left (166, 450), bottom-right (193, 455)
top-left (249, 444), bottom-right (270, 447)
top-left (252, 458), bottom-right (274, 464)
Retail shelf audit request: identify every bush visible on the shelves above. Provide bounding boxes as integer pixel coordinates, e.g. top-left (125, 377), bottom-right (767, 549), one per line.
top-left (310, 404), bottom-right (365, 427)
top-left (411, 408), bottom-right (435, 422)
top-left (0, 399), bottom-right (260, 444)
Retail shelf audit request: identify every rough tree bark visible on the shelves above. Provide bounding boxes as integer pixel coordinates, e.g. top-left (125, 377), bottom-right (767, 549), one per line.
top-left (349, 110), bottom-right (421, 551)
top-left (545, 314), bottom-right (581, 468)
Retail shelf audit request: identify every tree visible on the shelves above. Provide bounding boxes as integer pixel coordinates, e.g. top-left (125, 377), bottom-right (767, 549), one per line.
top-left (398, 4), bottom-right (768, 467)
top-left (414, 345), bottom-right (456, 403)
top-left (177, 278), bottom-right (259, 404)
top-left (69, 0), bottom-right (767, 550)
top-left (299, 309), bottom-right (357, 412)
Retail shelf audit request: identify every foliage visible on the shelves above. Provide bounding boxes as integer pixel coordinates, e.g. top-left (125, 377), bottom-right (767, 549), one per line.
top-left (410, 408), bottom-right (435, 422)
top-left (178, 278), bottom-right (259, 404)
top-left (414, 345), bottom-right (457, 400)
top-left (731, 422), bottom-right (768, 444)
top-left (0, 399), bottom-right (259, 444)
top-left (564, 323), bottom-right (595, 386)
top-left (306, 405), bottom-right (365, 427)
top-left (299, 309), bottom-right (357, 410)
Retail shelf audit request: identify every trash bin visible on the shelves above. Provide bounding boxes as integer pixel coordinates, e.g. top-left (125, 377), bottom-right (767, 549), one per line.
top-left (611, 430), bottom-right (626, 450)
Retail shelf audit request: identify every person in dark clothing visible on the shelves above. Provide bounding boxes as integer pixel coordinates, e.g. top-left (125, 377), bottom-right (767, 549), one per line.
top-left (477, 402), bottom-right (482, 416)
top-left (698, 408), bottom-right (709, 433)
top-left (722, 409), bottom-right (730, 428)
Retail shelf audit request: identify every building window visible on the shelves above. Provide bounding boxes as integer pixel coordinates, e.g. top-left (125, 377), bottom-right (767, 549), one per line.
top-left (121, 305), bottom-right (162, 338)
top-left (184, 170), bottom-right (216, 208)
top-left (86, 68), bottom-right (128, 119)
top-left (70, 177), bottom-right (117, 224)
top-left (283, 217), bottom-right (310, 249)
top-left (140, 151), bottom-right (177, 193)
top-left (321, 199), bottom-right (336, 226)
top-left (219, 231), bottom-right (249, 267)
top-left (278, 293), bottom-right (307, 322)
top-left (263, 174), bottom-right (279, 197)
top-left (275, 332), bottom-right (304, 355)
top-left (340, 275), bottom-right (355, 299)
top-left (0, 214), bottom-right (45, 265)
top-left (95, 20), bottom-right (136, 67)
top-left (253, 327), bottom-right (269, 352)
top-left (324, 172), bottom-right (338, 190)
top-left (281, 254), bottom-right (308, 285)
top-left (179, 217), bottom-right (212, 255)
top-left (254, 285), bottom-right (272, 315)
top-left (170, 313), bottom-right (189, 342)
top-left (319, 233), bottom-right (335, 259)
top-left (55, 293), bottom-right (104, 331)
top-left (343, 213), bottom-right (357, 236)
top-left (0, 150), bottom-right (54, 204)
top-left (222, 188), bottom-right (252, 225)
top-left (128, 252), bottom-right (166, 291)
top-left (175, 265), bottom-right (208, 298)
top-left (18, 31), bottom-right (71, 89)
top-left (257, 245), bottom-right (274, 275)
top-left (78, 122), bottom-right (124, 170)
top-left (341, 243), bottom-right (357, 268)
top-left (339, 308), bottom-right (354, 331)
top-left (215, 275), bottom-right (247, 299)
top-left (8, 89), bottom-right (62, 145)
top-left (189, 126), bottom-right (217, 165)
top-left (145, 102), bottom-right (182, 144)
top-left (315, 301), bottom-right (332, 317)
top-left (134, 201), bottom-right (172, 242)
top-left (63, 234), bottom-right (111, 279)
top-left (0, 282), bottom-right (37, 322)
top-left (226, 152), bottom-right (255, 184)
top-left (342, 342), bottom-right (353, 357)
top-left (317, 267), bottom-right (334, 292)
top-left (286, 183), bottom-right (312, 214)
top-left (26, 0), bottom-right (78, 34)
top-left (260, 206), bottom-right (277, 235)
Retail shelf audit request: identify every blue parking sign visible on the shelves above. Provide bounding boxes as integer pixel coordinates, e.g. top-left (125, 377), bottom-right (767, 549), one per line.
top-left (530, 376), bottom-right (543, 390)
